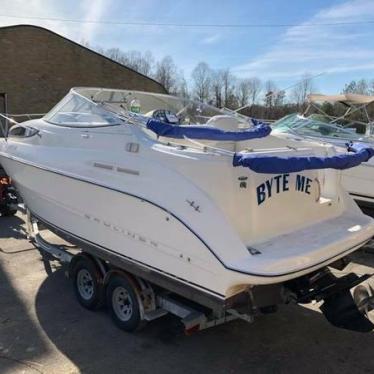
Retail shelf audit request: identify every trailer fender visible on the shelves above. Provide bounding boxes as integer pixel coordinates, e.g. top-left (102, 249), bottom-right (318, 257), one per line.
top-left (69, 252), bottom-right (106, 282)
top-left (103, 269), bottom-right (147, 320)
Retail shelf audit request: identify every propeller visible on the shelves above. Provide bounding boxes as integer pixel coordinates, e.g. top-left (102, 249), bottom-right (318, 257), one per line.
top-left (354, 284), bottom-right (374, 315)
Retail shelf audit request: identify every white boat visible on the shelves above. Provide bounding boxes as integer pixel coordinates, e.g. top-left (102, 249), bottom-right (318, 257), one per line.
top-left (2, 87), bottom-right (374, 331)
top-left (272, 93), bottom-right (374, 210)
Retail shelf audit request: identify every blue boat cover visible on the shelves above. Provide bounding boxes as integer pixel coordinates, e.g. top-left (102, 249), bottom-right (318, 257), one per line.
top-left (146, 118), bottom-right (271, 141)
top-left (233, 142), bottom-right (374, 174)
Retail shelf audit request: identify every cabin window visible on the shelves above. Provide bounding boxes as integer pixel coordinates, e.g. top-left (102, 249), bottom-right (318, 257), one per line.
top-left (8, 125), bottom-right (39, 138)
top-left (44, 93), bottom-right (120, 127)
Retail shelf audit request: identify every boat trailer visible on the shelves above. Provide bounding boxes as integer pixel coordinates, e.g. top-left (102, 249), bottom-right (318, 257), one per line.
top-left (26, 211), bottom-right (254, 334)
top-left (26, 210), bottom-right (374, 333)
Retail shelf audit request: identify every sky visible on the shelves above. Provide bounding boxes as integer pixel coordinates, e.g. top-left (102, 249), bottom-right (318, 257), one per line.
top-left (0, 0), bottom-right (373, 94)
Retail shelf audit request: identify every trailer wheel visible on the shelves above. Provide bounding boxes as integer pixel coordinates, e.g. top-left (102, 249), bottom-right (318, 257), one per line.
top-left (72, 256), bottom-right (104, 310)
top-left (106, 275), bottom-right (142, 332)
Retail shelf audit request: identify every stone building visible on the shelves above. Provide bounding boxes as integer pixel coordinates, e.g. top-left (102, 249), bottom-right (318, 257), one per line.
top-left (0, 24), bottom-right (166, 116)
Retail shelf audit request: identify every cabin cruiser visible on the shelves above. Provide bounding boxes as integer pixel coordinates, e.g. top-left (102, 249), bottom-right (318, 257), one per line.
top-left (2, 88), bottom-right (374, 331)
top-left (272, 94), bottom-right (374, 210)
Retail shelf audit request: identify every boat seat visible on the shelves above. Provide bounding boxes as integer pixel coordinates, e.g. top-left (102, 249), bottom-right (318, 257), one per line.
top-left (206, 115), bottom-right (243, 152)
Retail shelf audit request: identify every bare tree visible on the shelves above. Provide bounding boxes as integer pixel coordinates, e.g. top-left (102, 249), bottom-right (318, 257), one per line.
top-left (370, 80), bottom-right (374, 96)
top-left (356, 79), bottom-right (369, 95)
top-left (211, 70), bottom-right (224, 107)
top-left (122, 50), bottom-right (154, 76)
top-left (105, 48), bottom-right (125, 63)
top-left (291, 74), bottom-right (315, 107)
top-left (140, 51), bottom-right (155, 76)
top-left (80, 39), bottom-right (91, 48)
top-left (100, 48), bottom-right (155, 76)
top-left (236, 77), bottom-right (262, 113)
top-left (154, 56), bottom-right (178, 92)
top-left (342, 79), bottom-right (370, 95)
top-left (174, 70), bottom-right (189, 98)
top-left (264, 80), bottom-right (277, 109)
top-left (95, 46), bottom-right (105, 55)
top-left (248, 77), bottom-right (262, 105)
top-left (221, 69), bottom-right (236, 108)
top-left (177, 77), bottom-right (189, 98)
top-left (274, 90), bottom-right (286, 107)
top-left (237, 80), bottom-right (249, 107)
top-left (82, 43), bottom-right (374, 120)
top-left (191, 62), bottom-right (212, 102)
top-left (237, 79), bottom-right (252, 107)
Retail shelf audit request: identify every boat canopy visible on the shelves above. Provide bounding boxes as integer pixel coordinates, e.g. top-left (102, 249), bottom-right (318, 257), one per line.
top-left (233, 143), bottom-right (374, 174)
top-left (308, 93), bottom-right (374, 106)
top-left (146, 118), bottom-right (271, 141)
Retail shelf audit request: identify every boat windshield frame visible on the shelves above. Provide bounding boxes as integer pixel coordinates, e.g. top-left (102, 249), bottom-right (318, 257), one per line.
top-left (273, 113), bottom-right (373, 143)
top-left (43, 92), bottom-right (123, 128)
top-left (43, 87), bottom-right (247, 129)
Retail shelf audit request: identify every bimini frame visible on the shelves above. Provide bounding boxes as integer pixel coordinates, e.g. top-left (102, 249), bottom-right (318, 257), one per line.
top-left (303, 93), bottom-right (374, 136)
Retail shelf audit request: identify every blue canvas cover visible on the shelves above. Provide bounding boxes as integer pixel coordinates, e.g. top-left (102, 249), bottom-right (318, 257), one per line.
top-left (233, 142), bottom-right (374, 174)
top-left (146, 118), bottom-right (271, 141)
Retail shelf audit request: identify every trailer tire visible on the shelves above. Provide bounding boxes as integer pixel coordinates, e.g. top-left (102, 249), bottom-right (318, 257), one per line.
top-left (106, 275), bottom-right (142, 332)
top-left (72, 256), bottom-right (104, 310)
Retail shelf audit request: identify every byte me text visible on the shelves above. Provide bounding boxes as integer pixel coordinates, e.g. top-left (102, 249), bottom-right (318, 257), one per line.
top-left (256, 174), bottom-right (313, 205)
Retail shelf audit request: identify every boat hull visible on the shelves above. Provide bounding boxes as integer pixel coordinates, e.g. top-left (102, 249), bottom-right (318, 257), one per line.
top-left (1, 156), bottom-right (247, 297)
top-left (2, 152), bottom-right (374, 297)
top-left (342, 163), bottom-right (374, 211)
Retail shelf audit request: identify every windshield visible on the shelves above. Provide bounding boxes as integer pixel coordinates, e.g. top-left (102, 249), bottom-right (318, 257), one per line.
top-left (72, 88), bottom-right (241, 126)
top-left (44, 93), bottom-right (120, 127)
top-left (273, 113), bottom-right (371, 142)
top-left (44, 88), bottom-right (248, 128)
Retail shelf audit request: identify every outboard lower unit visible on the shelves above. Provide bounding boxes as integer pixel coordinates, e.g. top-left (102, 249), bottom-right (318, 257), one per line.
top-left (286, 265), bottom-right (374, 333)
